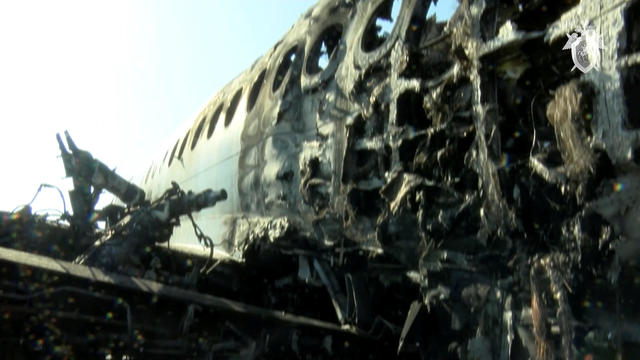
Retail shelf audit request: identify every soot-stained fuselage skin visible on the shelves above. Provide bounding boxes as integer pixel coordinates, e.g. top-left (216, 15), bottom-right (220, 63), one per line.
top-left (139, 0), bottom-right (429, 260)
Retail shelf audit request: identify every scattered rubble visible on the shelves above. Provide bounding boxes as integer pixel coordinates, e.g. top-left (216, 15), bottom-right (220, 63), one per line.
top-left (2, 0), bottom-right (640, 359)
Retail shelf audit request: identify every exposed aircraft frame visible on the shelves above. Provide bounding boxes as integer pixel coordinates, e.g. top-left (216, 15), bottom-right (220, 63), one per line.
top-left (2, 0), bottom-right (640, 358)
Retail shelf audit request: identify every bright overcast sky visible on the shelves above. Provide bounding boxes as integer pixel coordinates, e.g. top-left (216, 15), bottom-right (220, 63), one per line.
top-left (0, 0), bottom-right (457, 214)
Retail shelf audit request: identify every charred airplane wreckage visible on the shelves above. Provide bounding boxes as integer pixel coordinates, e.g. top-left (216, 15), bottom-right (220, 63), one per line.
top-left (2, 0), bottom-right (640, 358)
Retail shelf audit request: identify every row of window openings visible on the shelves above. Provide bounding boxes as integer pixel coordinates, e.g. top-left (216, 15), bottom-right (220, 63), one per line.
top-left (142, 80), bottom-right (244, 184)
top-left (148, 37), bottom-right (341, 182)
top-left (144, 1), bottom-right (406, 184)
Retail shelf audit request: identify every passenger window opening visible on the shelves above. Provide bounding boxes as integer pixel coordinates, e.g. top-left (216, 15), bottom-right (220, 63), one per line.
top-left (143, 166), bottom-right (152, 184)
top-left (177, 131), bottom-right (190, 161)
top-left (191, 116), bottom-right (206, 151)
top-left (426, 0), bottom-right (458, 21)
top-left (319, 43), bottom-right (329, 69)
top-left (306, 24), bottom-right (343, 75)
top-left (247, 70), bottom-right (266, 112)
top-left (168, 140), bottom-right (179, 167)
top-left (361, 0), bottom-right (402, 52)
top-left (273, 46), bottom-right (298, 92)
top-left (207, 105), bottom-right (223, 139)
top-left (225, 88), bottom-right (243, 127)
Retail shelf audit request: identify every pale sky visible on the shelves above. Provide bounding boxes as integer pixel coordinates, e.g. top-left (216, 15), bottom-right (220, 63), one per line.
top-left (0, 0), bottom-right (457, 215)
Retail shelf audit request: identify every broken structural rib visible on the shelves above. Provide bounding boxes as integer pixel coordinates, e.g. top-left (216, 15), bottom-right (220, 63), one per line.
top-left (4, 0), bottom-right (640, 358)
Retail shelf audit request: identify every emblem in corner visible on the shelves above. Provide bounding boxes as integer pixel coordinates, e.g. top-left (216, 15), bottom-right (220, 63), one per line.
top-left (562, 21), bottom-right (605, 73)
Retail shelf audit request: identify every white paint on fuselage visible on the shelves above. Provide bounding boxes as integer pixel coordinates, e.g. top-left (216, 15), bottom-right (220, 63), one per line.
top-left (142, 82), bottom-right (249, 260)
top-left (139, 10), bottom-right (309, 261)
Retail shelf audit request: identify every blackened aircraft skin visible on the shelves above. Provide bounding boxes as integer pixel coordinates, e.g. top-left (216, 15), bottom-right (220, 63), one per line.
top-left (139, 0), bottom-right (640, 267)
top-left (140, 0), bottom-right (436, 260)
top-left (4, 0), bottom-right (640, 358)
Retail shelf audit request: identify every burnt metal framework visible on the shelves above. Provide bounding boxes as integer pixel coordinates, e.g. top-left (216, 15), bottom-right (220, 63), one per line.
top-left (3, 0), bottom-right (640, 358)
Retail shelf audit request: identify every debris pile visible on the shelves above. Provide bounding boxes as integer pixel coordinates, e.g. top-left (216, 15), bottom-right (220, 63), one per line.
top-left (2, 0), bottom-right (640, 359)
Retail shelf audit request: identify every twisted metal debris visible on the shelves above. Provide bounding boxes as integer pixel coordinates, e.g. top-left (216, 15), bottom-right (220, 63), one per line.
top-left (2, 0), bottom-right (640, 358)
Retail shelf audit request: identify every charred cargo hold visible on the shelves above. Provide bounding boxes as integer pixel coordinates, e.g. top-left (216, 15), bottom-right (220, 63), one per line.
top-left (2, 0), bottom-right (640, 358)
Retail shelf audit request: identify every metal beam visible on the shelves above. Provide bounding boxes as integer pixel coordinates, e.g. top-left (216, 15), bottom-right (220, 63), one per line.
top-left (0, 246), bottom-right (363, 336)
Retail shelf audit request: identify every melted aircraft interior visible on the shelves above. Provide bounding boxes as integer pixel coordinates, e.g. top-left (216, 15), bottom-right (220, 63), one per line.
top-left (2, 0), bottom-right (640, 358)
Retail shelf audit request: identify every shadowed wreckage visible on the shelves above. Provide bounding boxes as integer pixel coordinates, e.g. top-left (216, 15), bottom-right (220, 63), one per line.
top-left (2, 0), bottom-right (640, 358)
